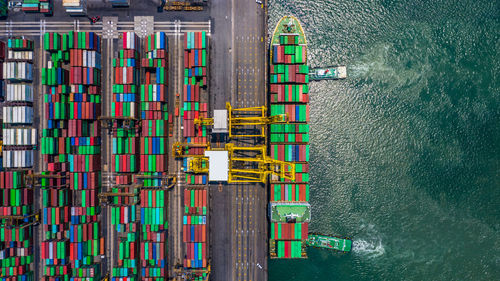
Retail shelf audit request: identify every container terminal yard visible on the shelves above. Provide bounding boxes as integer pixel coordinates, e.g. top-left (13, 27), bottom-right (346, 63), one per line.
top-left (0, 1), bottom-right (348, 281)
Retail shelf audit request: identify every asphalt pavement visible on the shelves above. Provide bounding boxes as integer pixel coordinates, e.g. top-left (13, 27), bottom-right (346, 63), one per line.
top-left (209, 0), bottom-right (268, 280)
top-left (5, 0), bottom-right (210, 23)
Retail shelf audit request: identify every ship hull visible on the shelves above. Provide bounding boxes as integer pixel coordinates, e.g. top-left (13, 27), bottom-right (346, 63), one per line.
top-left (268, 15), bottom-right (310, 259)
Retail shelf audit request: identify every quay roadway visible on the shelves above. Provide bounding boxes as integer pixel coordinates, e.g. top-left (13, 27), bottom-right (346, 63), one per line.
top-left (0, 21), bottom-right (211, 37)
top-left (168, 23), bottom-right (186, 277)
top-left (3, 0), bottom-right (209, 25)
top-left (209, 0), bottom-right (268, 281)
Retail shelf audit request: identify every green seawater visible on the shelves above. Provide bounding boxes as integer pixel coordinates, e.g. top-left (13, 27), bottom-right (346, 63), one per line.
top-left (268, 0), bottom-right (500, 280)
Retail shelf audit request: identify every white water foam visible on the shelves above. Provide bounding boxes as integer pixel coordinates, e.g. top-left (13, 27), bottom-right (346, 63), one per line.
top-left (352, 239), bottom-right (386, 258)
top-left (352, 222), bottom-right (386, 258)
top-left (347, 64), bottom-right (371, 78)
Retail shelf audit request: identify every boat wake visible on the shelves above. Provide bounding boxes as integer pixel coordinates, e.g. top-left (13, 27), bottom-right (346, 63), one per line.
top-left (347, 64), bottom-right (370, 78)
top-left (351, 222), bottom-right (386, 258)
top-left (352, 239), bottom-right (385, 258)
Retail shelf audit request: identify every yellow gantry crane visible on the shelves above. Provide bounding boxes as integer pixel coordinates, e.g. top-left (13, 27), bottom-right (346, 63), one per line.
top-left (25, 173), bottom-right (68, 188)
top-left (134, 174), bottom-right (177, 190)
top-left (174, 103), bottom-right (294, 183)
top-left (194, 102), bottom-right (288, 138)
top-left (98, 116), bottom-right (140, 133)
top-left (187, 143), bottom-right (295, 183)
top-left (172, 263), bottom-right (211, 281)
top-left (172, 141), bottom-right (210, 158)
top-left (98, 183), bottom-right (142, 206)
top-left (98, 175), bottom-right (177, 206)
top-left (0, 211), bottom-right (41, 229)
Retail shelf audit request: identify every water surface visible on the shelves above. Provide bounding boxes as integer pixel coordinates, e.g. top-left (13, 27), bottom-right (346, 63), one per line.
top-left (268, 1), bottom-right (500, 280)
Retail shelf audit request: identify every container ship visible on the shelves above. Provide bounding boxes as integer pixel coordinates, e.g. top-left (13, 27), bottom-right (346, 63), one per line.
top-left (268, 15), bottom-right (311, 259)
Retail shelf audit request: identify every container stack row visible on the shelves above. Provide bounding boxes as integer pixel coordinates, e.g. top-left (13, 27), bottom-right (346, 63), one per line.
top-left (41, 32), bottom-right (72, 281)
top-left (269, 33), bottom-right (310, 258)
top-left (0, 40), bottom-right (4, 169)
top-left (138, 31), bottom-right (169, 281)
top-left (139, 187), bottom-right (167, 280)
top-left (21, 0), bottom-right (53, 15)
top-left (110, 32), bottom-right (140, 281)
top-left (41, 31), bottom-right (104, 280)
top-left (66, 32), bottom-right (103, 279)
top-left (183, 31), bottom-right (207, 87)
top-left (0, 40), bottom-right (4, 100)
top-left (2, 38), bottom-right (36, 169)
top-left (181, 32), bottom-right (208, 170)
top-left (0, 39), bottom-right (35, 281)
top-left (182, 188), bottom-right (207, 270)
top-left (181, 32), bottom-right (209, 279)
top-left (139, 32), bottom-right (168, 174)
top-left (0, 170), bottom-right (34, 280)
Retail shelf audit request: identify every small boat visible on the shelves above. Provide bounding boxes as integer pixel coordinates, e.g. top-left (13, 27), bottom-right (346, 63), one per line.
top-left (309, 66), bottom-right (347, 80)
top-left (305, 233), bottom-right (352, 252)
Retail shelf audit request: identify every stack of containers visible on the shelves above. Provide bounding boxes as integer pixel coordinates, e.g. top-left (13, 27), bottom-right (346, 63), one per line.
top-left (269, 32), bottom-right (310, 258)
top-left (2, 38), bottom-right (36, 169)
top-left (40, 174), bottom-right (71, 280)
top-left (139, 185), bottom-right (167, 280)
top-left (181, 32), bottom-right (208, 176)
top-left (0, 171), bottom-right (34, 280)
top-left (41, 32), bottom-right (71, 281)
top-left (41, 31), bottom-right (104, 280)
top-left (21, 0), bottom-right (53, 15)
top-left (182, 188), bottom-right (207, 269)
top-left (181, 32), bottom-right (208, 278)
top-left (183, 32), bottom-right (207, 87)
top-left (0, 41), bottom-right (3, 170)
top-left (139, 31), bottom-right (169, 281)
top-left (110, 32), bottom-right (139, 281)
top-left (66, 32), bottom-right (103, 279)
top-left (140, 32), bottom-right (168, 174)
top-left (0, 40), bottom-right (4, 100)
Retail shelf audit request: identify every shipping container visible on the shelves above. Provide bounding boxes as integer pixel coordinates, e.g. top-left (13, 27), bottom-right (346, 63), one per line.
top-left (2, 128), bottom-right (37, 146)
top-left (6, 84), bottom-right (34, 102)
top-left (41, 31), bottom-right (103, 279)
top-left (2, 62), bottom-right (33, 81)
top-left (2, 150), bottom-right (34, 168)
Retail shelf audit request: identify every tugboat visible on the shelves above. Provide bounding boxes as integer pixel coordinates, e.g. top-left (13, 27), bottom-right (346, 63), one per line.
top-left (306, 233), bottom-right (352, 252)
top-left (309, 66), bottom-right (347, 80)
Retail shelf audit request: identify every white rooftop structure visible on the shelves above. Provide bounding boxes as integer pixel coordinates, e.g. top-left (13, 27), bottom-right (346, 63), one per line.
top-left (204, 150), bottom-right (229, 181)
top-left (212, 110), bottom-right (228, 133)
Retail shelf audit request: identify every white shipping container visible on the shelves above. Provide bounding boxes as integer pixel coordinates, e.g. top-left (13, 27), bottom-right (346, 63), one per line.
top-left (7, 50), bottom-right (34, 61)
top-left (122, 67), bottom-right (127, 84)
top-left (2, 128), bottom-right (37, 145)
top-left (6, 84), bottom-right (33, 102)
top-left (83, 50), bottom-right (88, 67)
top-left (2, 150), bottom-right (33, 168)
top-left (3, 106), bottom-right (34, 124)
top-left (91, 51), bottom-right (101, 68)
top-left (82, 50), bottom-right (100, 68)
top-left (124, 32), bottom-right (139, 50)
top-left (2, 62), bottom-right (33, 81)
top-left (124, 207), bottom-right (128, 222)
